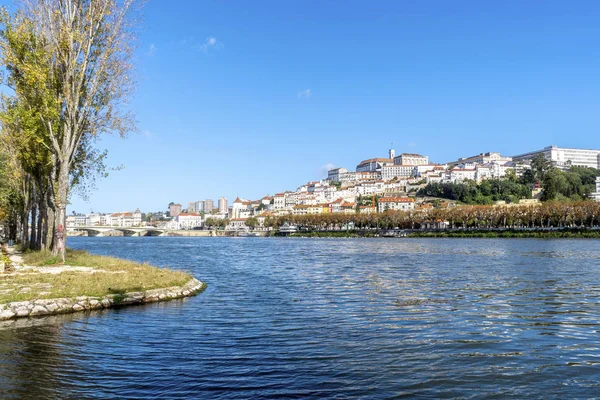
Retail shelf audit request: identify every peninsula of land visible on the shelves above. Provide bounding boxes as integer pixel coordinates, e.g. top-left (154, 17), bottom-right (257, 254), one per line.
top-left (0, 246), bottom-right (205, 321)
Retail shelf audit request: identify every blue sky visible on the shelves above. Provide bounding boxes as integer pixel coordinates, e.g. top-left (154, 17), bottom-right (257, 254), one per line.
top-left (18, 0), bottom-right (600, 213)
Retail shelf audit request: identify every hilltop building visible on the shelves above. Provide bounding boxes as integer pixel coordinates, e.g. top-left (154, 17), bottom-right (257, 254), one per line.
top-left (446, 152), bottom-right (512, 167)
top-left (381, 164), bottom-right (415, 180)
top-left (327, 167), bottom-right (348, 182)
top-left (512, 145), bottom-right (600, 170)
top-left (356, 158), bottom-right (393, 173)
top-left (394, 153), bottom-right (429, 166)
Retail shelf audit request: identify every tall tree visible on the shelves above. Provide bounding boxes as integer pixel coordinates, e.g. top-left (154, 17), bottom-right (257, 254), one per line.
top-left (1, 0), bottom-right (139, 261)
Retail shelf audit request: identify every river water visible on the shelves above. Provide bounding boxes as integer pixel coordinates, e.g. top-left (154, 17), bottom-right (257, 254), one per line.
top-left (2, 237), bottom-right (600, 399)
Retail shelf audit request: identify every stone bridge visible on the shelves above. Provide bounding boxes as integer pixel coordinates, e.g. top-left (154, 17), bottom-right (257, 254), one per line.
top-left (67, 226), bottom-right (166, 237)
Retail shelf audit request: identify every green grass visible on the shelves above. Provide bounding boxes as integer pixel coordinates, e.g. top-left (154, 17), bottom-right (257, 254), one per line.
top-left (0, 248), bottom-right (194, 304)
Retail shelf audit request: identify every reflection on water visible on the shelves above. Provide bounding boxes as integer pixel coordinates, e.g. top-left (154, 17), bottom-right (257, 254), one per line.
top-left (1, 237), bottom-right (600, 398)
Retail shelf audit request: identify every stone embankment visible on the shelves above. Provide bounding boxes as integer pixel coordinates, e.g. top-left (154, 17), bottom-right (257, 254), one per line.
top-left (0, 278), bottom-right (205, 321)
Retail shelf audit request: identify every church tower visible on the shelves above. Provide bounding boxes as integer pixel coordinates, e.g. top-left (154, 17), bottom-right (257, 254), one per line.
top-left (389, 144), bottom-right (395, 159)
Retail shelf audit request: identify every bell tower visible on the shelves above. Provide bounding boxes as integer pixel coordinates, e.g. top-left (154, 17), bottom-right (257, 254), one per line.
top-left (389, 143), bottom-right (395, 159)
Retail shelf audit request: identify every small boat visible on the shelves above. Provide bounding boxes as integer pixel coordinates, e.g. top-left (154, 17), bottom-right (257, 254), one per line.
top-left (238, 231), bottom-right (258, 237)
top-left (279, 223), bottom-right (298, 234)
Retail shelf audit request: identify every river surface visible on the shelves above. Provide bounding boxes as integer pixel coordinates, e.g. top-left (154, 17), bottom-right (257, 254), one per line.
top-left (2, 237), bottom-right (600, 399)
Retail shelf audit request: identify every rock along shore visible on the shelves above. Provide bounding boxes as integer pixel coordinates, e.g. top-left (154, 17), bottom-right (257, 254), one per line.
top-left (0, 278), bottom-right (205, 321)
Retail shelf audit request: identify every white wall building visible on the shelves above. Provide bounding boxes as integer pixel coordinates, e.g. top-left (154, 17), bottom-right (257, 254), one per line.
top-left (356, 158), bottom-right (394, 172)
top-left (394, 153), bottom-right (429, 166)
top-left (327, 167), bottom-right (348, 182)
top-left (227, 218), bottom-right (248, 231)
top-left (109, 209), bottom-right (142, 227)
top-left (449, 168), bottom-right (477, 182)
top-left (176, 213), bottom-right (203, 229)
top-left (413, 164), bottom-right (438, 177)
top-left (232, 197), bottom-right (252, 218)
top-left (447, 152), bottom-right (512, 167)
top-left (381, 165), bottom-right (415, 180)
top-left (512, 145), bottom-right (600, 170)
top-left (273, 193), bottom-right (286, 210)
top-left (87, 213), bottom-right (102, 226)
top-left (377, 197), bottom-right (415, 213)
top-left (591, 177), bottom-right (600, 202)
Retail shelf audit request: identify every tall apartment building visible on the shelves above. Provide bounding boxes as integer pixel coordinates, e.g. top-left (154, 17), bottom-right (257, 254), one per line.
top-left (187, 202), bottom-right (197, 213)
top-left (203, 199), bottom-right (214, 213)
top-left (512, 145), bottom-right (600, 170)
top-left (195, 200), bottom-right (204, 212)
top-left (169, 203), bottom-right (182, 218)
top-left (218, 197), bottom-right (228, 213)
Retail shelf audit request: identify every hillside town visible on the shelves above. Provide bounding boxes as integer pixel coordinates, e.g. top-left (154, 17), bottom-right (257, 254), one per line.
top-left (67, 145), bottom-right (600, 232)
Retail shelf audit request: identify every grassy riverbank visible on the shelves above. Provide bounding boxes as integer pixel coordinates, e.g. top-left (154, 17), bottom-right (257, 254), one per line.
top-left (0, 248), bottom-right (194, 304)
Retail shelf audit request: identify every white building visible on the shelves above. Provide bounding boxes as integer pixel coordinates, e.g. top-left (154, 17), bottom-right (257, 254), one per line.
top-left (86, 213), bottom-right (102, 226)
top-left (176, 213), bottom-right (203, 229)
top-left (394, 153), bottom-right (429, 166)
top-left (475, 165), bottom-right (493, 181)
top-left (232, 197), bottom-right (253, 218)
top-left (512, 145), bottom-right (600, 170)
top-left (339, 171), bottom-right (381, 183)
top-left (227, 218), bottom-right (248, 231)
top-left (591, 177), bottom-right (600, 202)
top-left (356, 158), bottom-right (394, 173)
top-left (449, 168), bottom-right (477, 182)
top-left (377, 197), bottom-right (415, 213)
top-left (381, 164), bottom-right (415, 180)
top-left (447, 152), bottom-right (512, 167)
top-left (413, 164), bottom-right (439, 177)
top-left (273, 193), bottom-right (287, 210)
top-left (327, 167), bottom-right (348, 182)
top-left (109, 209), bottom-right (143, 227)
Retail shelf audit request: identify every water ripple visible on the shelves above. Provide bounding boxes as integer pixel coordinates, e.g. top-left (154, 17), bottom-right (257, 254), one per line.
top-left (1, 237), bottom-right (600, 398)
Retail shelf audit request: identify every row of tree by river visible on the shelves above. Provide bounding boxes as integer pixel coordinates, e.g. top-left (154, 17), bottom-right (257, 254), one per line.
top-left (258, 201), bottom-right (600, 231)
top-left (0, 0), bottom-right (139, 261)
